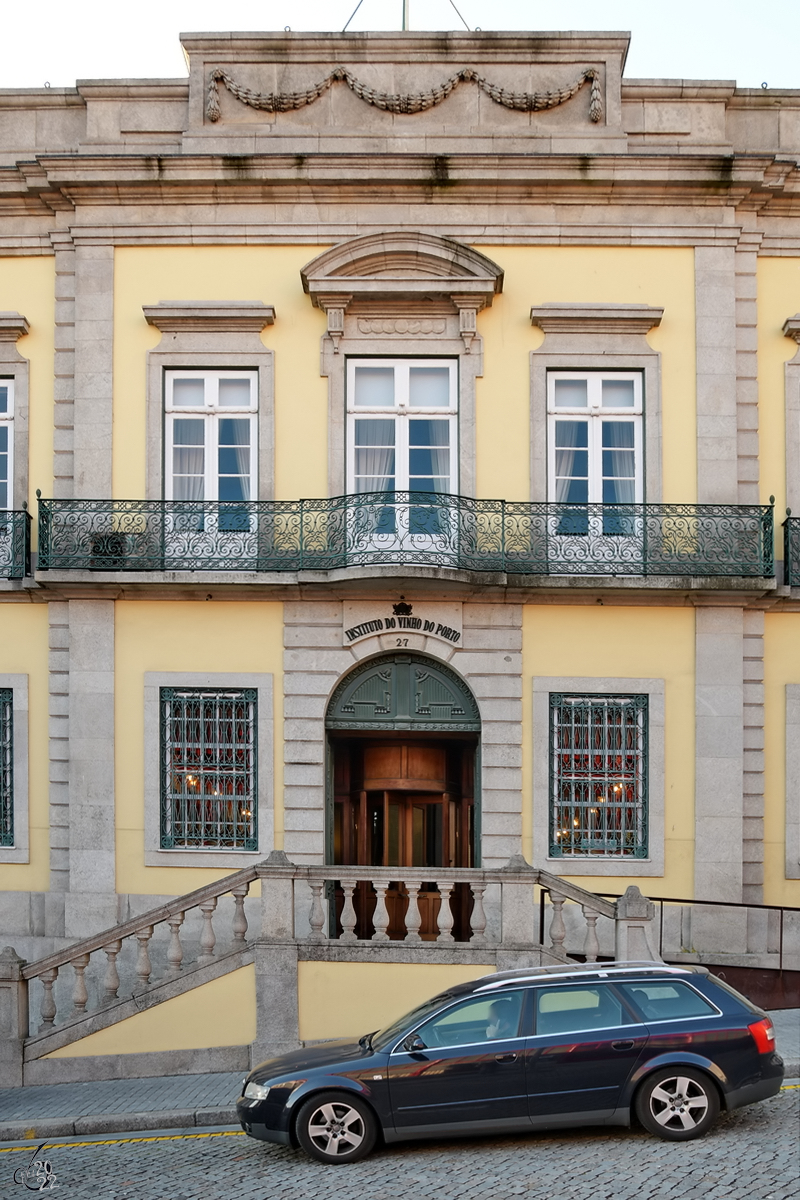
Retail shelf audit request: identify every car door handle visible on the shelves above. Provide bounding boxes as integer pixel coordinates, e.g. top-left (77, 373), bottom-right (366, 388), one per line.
top-left (495, 1053), bottom-right (517, 1063)
top-left (611, 1040), bottom-right (635, 1051)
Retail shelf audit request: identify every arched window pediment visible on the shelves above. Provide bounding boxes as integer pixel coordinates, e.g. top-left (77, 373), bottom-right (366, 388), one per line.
top-left (301, 232), bottom-right (503, 315)
top-left (326, 653), bottom-right (481, 732)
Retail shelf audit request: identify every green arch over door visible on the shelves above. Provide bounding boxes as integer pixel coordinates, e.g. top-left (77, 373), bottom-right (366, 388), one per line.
top-left (325, 653), bottom-right (481, 732)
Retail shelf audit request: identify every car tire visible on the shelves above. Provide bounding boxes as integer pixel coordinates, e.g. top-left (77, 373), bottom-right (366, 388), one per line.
top-left (295, 1091), bottom-right (378, 1164)
top-left (635, 1067), bottom-right (720, 1141)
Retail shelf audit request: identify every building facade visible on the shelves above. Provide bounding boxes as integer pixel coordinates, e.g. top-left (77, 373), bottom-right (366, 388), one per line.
top-left (0, 30), bottom-right (799, 1074)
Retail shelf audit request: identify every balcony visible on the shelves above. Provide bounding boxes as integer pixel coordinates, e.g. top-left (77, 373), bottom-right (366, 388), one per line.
top-left (36, 493), bottom-right (774, 579)
top-left (784, 515), bottom-right (800, 586)
top-left (0, 509), bottom-right (31, 579)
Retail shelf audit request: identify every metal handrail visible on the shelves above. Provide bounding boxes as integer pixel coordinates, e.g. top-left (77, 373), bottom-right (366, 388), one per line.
top-left (35, 493), bottom-right (775, 577)
top-left (595, 892), bottom-right (800, 974)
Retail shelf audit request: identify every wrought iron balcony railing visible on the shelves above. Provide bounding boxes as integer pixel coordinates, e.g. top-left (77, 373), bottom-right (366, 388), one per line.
top-left (784, 513), bottom-right (800, 586)
top-left (0, 509), bottom-right (31, 579)
top-left (36, 493), bottom-right (774, 578)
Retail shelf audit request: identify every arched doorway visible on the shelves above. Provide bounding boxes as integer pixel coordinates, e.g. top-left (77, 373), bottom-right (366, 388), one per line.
top-left (325, 653), bottom-right (481, 939)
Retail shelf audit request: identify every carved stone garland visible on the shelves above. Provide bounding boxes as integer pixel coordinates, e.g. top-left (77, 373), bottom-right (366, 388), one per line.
top-left (207, 65), bottom-right (602, 123)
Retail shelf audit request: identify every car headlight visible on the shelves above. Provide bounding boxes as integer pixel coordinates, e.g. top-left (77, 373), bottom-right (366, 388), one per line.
top-left (244, 1081), bottom-right (270, 1101)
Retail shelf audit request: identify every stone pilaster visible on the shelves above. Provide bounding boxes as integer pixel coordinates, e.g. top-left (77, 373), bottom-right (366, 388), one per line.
top-left (694, 247), bottom-right (738, 503)
top-left (73, 244), bottom-right (114, 498)
top-left (694, 606), bottom-right (744, 902)
top-left (51, 233), bottom-right (76, 499)
top-left (735, 233), bottom-right (762, 503)
top-left (459, 604), bottom-right (523, 868)
top-left (283, 602), bottom-right (349, 863)
top-left (46, 601), bottom-right (70, 937)
top-left (742, 609), bottom-right (765, 903)
top-left (65, 600), bottom-right (117, 939)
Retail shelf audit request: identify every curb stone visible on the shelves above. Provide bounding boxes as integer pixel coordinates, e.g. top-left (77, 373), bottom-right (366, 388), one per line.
top-left (0, 1105), bottom-right (238, 1142)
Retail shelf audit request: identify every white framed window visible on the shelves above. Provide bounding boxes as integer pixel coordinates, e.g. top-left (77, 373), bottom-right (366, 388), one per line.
top-left (346, 359), bottom-right (458, 497)
top-left (547, 371), bottom-right (643, 506)
top-left (0, 378), bottom-right (13, 510)
top-left (164, 370), bottom-right (257, 503)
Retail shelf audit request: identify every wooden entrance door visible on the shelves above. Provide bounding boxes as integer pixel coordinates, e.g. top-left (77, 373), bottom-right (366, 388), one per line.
top-left (330, 736), bottom-right (476, 939)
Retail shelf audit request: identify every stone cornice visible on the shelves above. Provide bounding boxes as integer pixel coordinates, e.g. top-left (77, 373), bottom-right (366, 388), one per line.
top-left (142, 301), bottom-right (275, 332)
top-left (7, 151), bottom-right (796, 196)
top-left (783, 315), bottom-right (800, 345)
top-left (530, 303), bottom-right (664, 335)
top-left (180, 30), bottom-right (632, 62)
top-left (0, 312), bottom-right (30, 341)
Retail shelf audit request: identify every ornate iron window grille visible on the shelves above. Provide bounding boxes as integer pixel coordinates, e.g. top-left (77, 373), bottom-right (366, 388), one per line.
top-left (549, 693), bottom-right (648, 859)
top-left (159, 687), bottom-right (257, 851)
top-left (0, 509), bottom-right (31, 579)
top-left (36, 494), bottom-right (774, 578)
top-left (0, 689), bottom-right (12, 847)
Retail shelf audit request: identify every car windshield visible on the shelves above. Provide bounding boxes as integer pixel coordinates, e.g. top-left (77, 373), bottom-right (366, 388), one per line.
top-left (371, 994), bottom-right (453, 1050)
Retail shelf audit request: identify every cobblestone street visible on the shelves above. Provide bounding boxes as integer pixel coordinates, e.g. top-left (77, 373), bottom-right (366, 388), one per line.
top-left (3, 1088), bottom-right (797, 1200)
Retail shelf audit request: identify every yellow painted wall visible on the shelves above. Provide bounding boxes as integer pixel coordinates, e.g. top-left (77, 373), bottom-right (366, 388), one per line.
top-left (475, 246), bottom-right (697, 504)
top-left (112, 246), bottom-right (329, 500)
top-left (522, 603), bottom-right (695, 895)
top-left (763, 612), bottom-right (800, 907)
top-left (113, 246), bottom-right (694, 509)
top-left (757, 258), bottom-right (800, 513)
top-left (298, 961), bottom-right (495, 1041)
top-left (0, 256), bottom-right (55, 508)
top-left (44, 965), bottom-right (256, 1057)
top-left (114, 601), bottom-right (283, 895)
top-left (0, 604), bottom-right (50, 890)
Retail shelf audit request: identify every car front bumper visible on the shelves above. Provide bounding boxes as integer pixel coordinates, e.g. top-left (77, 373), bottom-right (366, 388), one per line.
top-left (236, 1098), bottom-right (292, 1146)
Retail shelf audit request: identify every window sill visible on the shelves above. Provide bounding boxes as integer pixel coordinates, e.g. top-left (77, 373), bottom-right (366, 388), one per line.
top-left (543, 856), bottom-right (661, 877)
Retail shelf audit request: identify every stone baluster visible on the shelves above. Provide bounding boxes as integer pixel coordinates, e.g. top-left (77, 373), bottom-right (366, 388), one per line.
top-left (339, 882), bottom-right (358, 943)
top-left (582, 906), bottom-right (600, 962)
top-left (404, 882), bottom-right (422, 943)
top-left (167, 913), bottom-right (185, 974)
top-left (436, 881), bottom-right (455, 944)
top-left (71, 953), bottom-right (91, 1015)
top-left (198, 899), bottom-right (218, 965)
top-left (231, 883), bottom-right (250, 945)
top-left (39, 967), bottom-right (58, 1031)
top-left (308, 881), bottom-right (326, 942)
top-left (371, 882), bottom-right (390, 942)
top-left (549, 892), bottom-right (567, 955)
top-left (469, 882), bottom-right (488, 946)
top-left (103, 940), bottom-right (122, 1000)
top-left (135, 926), bottom-right (154, 986)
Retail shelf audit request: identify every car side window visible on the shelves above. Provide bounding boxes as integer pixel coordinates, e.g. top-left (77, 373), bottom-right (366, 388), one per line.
top-left (617, 981), bottom-right (718, 1022)
top-left (414, 990), bottom-right (525, 1049)
top-left (534, 984), bottom-right (633, 1036)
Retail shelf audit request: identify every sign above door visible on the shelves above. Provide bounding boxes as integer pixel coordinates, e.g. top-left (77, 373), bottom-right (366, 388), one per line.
top-left (342, 601), bottom-right (463, 649)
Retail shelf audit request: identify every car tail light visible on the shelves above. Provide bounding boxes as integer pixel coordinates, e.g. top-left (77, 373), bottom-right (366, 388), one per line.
top-left (748, 1018), bottom-right (775, 1054)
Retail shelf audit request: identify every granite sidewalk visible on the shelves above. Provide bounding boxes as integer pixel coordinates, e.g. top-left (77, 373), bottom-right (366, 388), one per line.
top-left (1, 1009), bottom-right (797, 1144)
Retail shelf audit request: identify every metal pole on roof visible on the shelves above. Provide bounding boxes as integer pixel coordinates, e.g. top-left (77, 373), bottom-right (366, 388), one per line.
top-left (402, 0), bottom-right (410, 30)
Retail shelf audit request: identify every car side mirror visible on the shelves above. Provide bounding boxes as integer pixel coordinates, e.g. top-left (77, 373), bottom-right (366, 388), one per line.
top-left (402, 1032), bottom-right (425, 1053)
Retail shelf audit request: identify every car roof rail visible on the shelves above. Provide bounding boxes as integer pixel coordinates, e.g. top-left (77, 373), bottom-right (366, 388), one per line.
top-left (472, 961), bottom-right (705, 991)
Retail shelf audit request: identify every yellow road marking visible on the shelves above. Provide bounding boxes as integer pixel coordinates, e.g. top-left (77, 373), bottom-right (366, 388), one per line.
top-left (0, 1129), bottom-right (246, 1152)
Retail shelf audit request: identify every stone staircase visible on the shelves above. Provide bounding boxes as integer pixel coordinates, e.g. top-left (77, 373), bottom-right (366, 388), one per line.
top-left (0, 853), bottom-right (662, 1085)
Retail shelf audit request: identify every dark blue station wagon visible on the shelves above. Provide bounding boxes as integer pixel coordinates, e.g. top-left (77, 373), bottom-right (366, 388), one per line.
top-left (236, 962), bottom-right (784, 1163)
